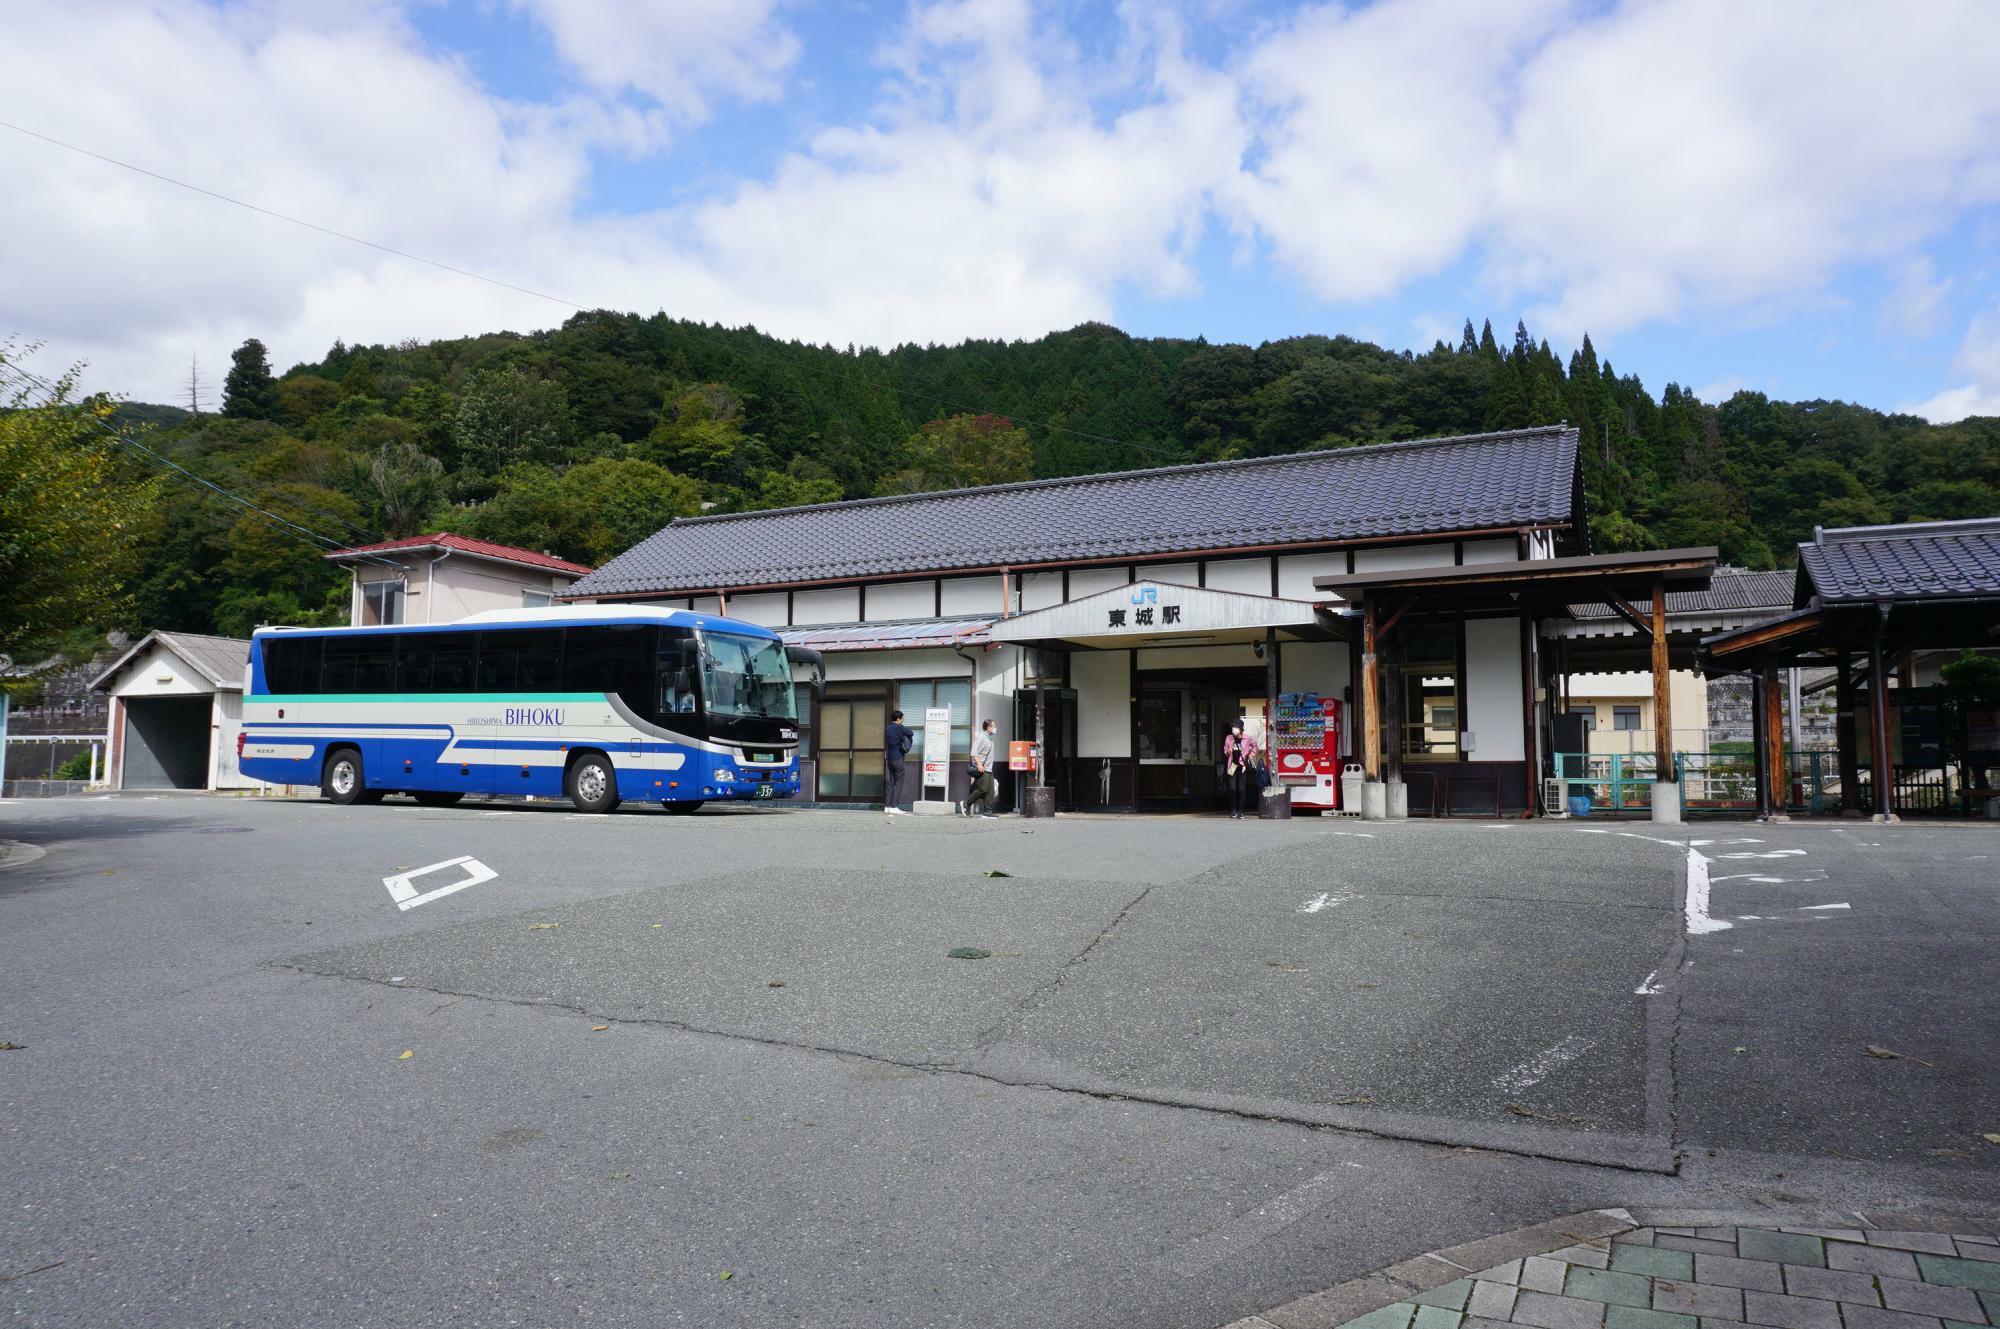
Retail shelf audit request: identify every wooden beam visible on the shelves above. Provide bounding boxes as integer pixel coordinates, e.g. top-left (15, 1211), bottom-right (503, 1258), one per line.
top-left (1869, 624), bottom-right (1893, 818)
top-left (1762, 663), bottom-right (1786, 816)
top-left (1376, 598), bottom-right (1412, 640)
top-left (1705, 609), bottom-right (1829, 658)
top-left (1835, 652), bottom-right (1860, 812)
top-left (1652, 576), bottom-right (1673, 781)
top-left (1362, 597), bottom-right (1382, 782)
top-left (1601, 586), bottom-right (1654, 638)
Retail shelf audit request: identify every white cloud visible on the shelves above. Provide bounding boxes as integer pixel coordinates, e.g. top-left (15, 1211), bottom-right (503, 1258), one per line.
top-left (7, 0), bottom-right (2000, 410)
top-left (510, 0), bottom-right (799, 122)
top-left (1908, 303), bottom-right (2000, 422)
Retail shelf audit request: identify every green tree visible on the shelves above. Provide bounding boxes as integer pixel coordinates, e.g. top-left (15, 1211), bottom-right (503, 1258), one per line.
top-left (875, 414), bottom-right (1032, 495)
top-left (452, 366), bottom-right (573, 474)
top-left (349, 438), bottom-right (445, 538)
top-left (0, 358), bottom-right (161, 661)
top-left (455, 458), bottom-right (699, 566)
top-left (221, 338), bottom-right (280, 420)
top-left (642, 383), bottom-right (749, 480)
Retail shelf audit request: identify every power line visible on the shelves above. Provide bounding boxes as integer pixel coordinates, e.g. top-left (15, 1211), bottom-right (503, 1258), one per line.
top-left (0, 361), bottom-right (402, 569)
top-left (2, 118), bottom-right (1189, 465)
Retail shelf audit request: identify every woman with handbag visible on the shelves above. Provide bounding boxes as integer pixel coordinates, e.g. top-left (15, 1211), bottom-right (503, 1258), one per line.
top-left (1222, 719), bottom-right (1260, 820)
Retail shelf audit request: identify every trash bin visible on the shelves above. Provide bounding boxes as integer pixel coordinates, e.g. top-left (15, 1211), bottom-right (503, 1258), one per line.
top-left (1340, 763), bottom-right (1365, 813)
top-left (1566, 793), bottom-right (1592, 818)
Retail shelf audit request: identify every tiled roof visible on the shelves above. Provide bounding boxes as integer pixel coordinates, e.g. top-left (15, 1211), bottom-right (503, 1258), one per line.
top-left (89, 631), bottom-right (249, 692)
top-left (327, 533), bottom-right (593, 576)
top-left (778, 617), bottom-right (996, 654)
top-left (1567, 568), bottom-right (1794, 621)
top-left (568, 426), bottom-right (1580, 598)
top-left (1800, 518), bottom-right (2000, 604)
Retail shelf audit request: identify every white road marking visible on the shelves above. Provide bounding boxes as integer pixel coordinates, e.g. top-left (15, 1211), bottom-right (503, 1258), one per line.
top-left (1716, 849), bottom-right (1807, 859)
top-left (383, 856), bottom-right (496, 911)
top-left (1324, 830), bottom-right (1375, 838)
top-left (1297, 892), bottom-right (1348, 913)
top-left (1166, 1170), bottom-right (1348, 1274)
top-left (1684, 847), bottom-right (1732, 935)
top-left (1800, 902), bottom-right (1851, 912)
top-left (1492, 1035), bottom-right (1596, 1092)
top-left (1635, 970), bottom-right (1664, 995)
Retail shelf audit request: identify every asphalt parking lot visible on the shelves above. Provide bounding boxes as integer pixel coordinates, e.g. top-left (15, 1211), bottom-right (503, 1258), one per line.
top-left (1, 796), bottom-right (1995, 1328)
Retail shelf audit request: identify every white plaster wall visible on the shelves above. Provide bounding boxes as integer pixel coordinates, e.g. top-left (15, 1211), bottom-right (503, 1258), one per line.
top-left (1136, 644), bottom-right (1260, 671)
top-left (792, 587), bottom-right (860, 625)
top-left (1464, 616), bottom-right (1525, 761)
top-left (428, 563), bottom-right (572, 623)
top-left (824, 647), bottom-right (969, 683)
top-left (1280, 641), bottom-right (1350, 703)
top-left (109, 645), bottom-right (211, 698)
top-left (1461, 538), bottom-right (1519, 564)
top-left (1067, 567), bottom-right (1129, 600)
top-left (1203, 557), bottom-right (1273, 594)
top-left (1277, 552), bottom-right (1348, 601)
top-left (1021, 572), bottom-right (1063, 612)
top-left (1140, 562), bottom-right (1199, 587)
top-left (1355, 543), bottom-right (1456, 573)
top-left (213, 690), bottom-right (257, 789)
top-left (866, 581), bottom-right (936, 622)
top-left (974, 646), bottom-right (1018, 755)
top-left (940, 575), bottom-right (1005, 617)
top-left (1072, 650), bottom-right (1131, 757)
top-left (728, 592), bottom-right (788, 627)
top-left (691, 596), bottom-right (724, 616)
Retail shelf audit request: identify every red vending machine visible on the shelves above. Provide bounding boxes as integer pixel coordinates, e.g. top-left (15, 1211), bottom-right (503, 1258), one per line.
top-left (1272, 692), bottom-right (1345, 810)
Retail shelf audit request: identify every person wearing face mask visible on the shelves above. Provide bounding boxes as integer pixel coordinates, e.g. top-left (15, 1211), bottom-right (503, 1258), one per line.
top-left (1221, 718), bottom-right (1259, 820)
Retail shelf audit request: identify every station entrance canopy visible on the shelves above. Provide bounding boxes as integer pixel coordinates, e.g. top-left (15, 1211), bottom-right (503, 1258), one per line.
top-left (988, 579), bottom-right (1344, 649)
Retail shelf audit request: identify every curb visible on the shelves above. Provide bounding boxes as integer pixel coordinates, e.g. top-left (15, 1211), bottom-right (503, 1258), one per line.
top-left (0, 840), bottom-right (48, 871)
top-left (1218, 1206), bottom-right (2000, 1329)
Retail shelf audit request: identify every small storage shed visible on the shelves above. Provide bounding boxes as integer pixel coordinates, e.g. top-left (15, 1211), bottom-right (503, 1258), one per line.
top-left (90, 632), bottom-right (253, 791)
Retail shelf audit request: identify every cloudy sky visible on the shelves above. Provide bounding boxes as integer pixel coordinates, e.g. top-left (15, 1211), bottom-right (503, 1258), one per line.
top-left (6, 0), bottom-right (2000, 420)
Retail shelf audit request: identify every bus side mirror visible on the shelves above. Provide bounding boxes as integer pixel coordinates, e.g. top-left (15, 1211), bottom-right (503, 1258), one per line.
top-left (785, 646), bottom-right (826, 698)
top-left (671, 668), bottom-right (695, 693)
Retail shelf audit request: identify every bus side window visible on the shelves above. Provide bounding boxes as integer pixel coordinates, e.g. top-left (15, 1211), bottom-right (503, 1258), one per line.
top-left (479, 629), bottom-right (563, 694)
top-left (263, 637), bottom-right (321, 695)
top-left (659, 632), bottom-right (698, 717)
top-left (563, 625), bottom-right (652, 711)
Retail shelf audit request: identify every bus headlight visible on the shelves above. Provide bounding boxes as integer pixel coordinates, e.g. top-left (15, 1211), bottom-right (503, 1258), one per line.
top-left (713, 769), bottom-right (735, 782)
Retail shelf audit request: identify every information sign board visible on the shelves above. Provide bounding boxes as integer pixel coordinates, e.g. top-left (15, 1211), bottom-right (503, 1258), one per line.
top-left (921, 707), bottom-right (952, 795)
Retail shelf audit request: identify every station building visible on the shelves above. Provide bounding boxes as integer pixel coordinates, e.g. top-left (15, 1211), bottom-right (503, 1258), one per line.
top-left (563, 425), bottom-right (1719, 815)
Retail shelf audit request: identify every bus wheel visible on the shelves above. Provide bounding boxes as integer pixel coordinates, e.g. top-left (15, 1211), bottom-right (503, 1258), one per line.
top-left (322, 748), bottom-right (365, 805)
top-left (662, 800), bottom-right (704, 815)
top-left (567, 753), bottom-right (620, 814)
top-left (412, 792), bottom-right (463, 807)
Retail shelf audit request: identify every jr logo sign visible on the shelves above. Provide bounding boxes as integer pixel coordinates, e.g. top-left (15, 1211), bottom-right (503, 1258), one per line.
top-left (1130, 586), bottom-right (1158, 605)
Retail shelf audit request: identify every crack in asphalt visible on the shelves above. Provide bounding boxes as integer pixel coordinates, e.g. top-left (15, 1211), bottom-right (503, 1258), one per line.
top-left (969, 880), bottom-right (1157, 1050)
top-left (268, 959), bottom-right (1678, 1176)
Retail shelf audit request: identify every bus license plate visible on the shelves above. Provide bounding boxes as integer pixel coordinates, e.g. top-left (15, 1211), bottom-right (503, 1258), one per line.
top-left (754, 783), bottom-right (775, 799)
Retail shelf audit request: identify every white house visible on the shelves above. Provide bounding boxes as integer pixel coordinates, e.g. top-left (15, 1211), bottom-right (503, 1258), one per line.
top-left (90, 631), bottom-right (253, 791)
top-left (327, 534), bottom-right (593, 626)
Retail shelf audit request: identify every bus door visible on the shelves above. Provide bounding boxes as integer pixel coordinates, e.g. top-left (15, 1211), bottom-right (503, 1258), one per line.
top-left (549, 625), bottom-right (655, 803)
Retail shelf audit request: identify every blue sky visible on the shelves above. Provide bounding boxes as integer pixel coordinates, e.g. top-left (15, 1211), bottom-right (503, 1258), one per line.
top-left (8, 0), bottom-right (2000, 419)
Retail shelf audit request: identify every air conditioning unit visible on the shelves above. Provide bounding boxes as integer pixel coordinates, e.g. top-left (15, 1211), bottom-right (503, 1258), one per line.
top-left (1543, 778), bottom-right (1569, 817)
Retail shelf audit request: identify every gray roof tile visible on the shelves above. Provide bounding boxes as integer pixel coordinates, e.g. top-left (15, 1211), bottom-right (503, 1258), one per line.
top-left (1567, 568), bottom-right (1794, 620)
top-left (568, 426), bottom-right (1581, 597)
top-left (1800, 518), bottom-right (2000, 604)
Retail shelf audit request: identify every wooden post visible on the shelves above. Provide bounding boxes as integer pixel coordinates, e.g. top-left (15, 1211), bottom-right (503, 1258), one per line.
top-left (1034, 650), bottom-right (1046, 791)
top-left (1650, 576), bottom-right (1673, 783)
top-left (1361, 597), bottom-right (1381, 781)
top-left (1762, 663), bottom-right (1787, 817)
top-left (1869, 621), bottom-right (1893, 819)
top-left (1750, 671), bottom-right (1770, 819)
top-left (1835, 652), bottom-right (1859, 811)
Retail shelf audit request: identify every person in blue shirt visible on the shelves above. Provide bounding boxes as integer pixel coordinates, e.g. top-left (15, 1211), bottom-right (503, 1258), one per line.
top-left (883, 710), bottom-right (914, 814)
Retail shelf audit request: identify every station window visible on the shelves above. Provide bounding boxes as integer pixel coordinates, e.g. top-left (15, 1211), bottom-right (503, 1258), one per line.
top-left (897, 678), bottom-right (972, 759)
top-left (1568, 707), bottom-right (1597, 734)
top-left (1613, 705), bottom-right (1643, 731)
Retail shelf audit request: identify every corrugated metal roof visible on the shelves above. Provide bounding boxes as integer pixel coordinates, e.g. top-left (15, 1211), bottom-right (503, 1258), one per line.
top-left (89, 631), bottom-right (249, 692)
top-left (778, 618), bottom-right (996, 653)
top-left (1566, 568), bottom-right (1794, 620)
top-left (568, 425), bottom-right (1581, 598)
top-left (328, 533), bottom-right (594, 576)
top-left (1800, 518), bottom-right (2000, 604)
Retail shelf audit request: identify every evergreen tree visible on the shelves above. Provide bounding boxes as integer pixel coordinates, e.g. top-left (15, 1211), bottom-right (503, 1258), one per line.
top-left (221, 338), bottom-right (279, 420)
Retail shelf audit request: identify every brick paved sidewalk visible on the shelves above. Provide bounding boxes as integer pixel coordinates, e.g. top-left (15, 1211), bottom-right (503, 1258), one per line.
top-left (1227, 1212), bottom-right (2000, 1329)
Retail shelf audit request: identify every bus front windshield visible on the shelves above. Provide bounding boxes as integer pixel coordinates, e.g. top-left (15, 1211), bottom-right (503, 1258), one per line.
top-left (697, 631), bottom-right (797, 721)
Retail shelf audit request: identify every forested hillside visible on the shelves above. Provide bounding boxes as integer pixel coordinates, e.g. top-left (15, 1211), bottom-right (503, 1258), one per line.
top-left (66, 312), bottom-right (2000, 640)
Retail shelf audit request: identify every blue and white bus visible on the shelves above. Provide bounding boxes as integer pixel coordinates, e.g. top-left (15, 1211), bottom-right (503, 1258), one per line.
top-left (238, 607), bottom-right (811, 813)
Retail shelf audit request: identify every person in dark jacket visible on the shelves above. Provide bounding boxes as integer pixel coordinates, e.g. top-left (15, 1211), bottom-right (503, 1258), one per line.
top-left (883, 710), bottom-right (914, 814)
